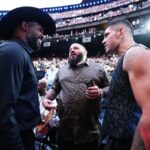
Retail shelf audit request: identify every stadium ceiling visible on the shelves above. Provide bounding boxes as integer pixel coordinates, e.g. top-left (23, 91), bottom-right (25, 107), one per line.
top-left (0, 0), bottom-right (82, 11)
top-left (0, 0), bottom-right (112, 17)
top-left (0, 0), bottom-right (111, 13)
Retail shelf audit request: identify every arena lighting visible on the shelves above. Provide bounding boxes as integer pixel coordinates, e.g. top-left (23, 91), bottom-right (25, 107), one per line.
top-left (0, 0), bottom-right (115, 15)
top-left (65, 6), bottom-right (68, 10)
top-left (43, 41), bottom-right (51, 47)
top-left (146, 20), bottom-right (150, 31)
top-left (42, 30), bottom-right (104, 46)
top-left (75, 37), bottom-right (79, 40)
top-left (0, 0), bottom-right (82, 11)
top-left (132, 19), bottom-right (139, 26)
top-left (93, 34), bottom-right (96, 38)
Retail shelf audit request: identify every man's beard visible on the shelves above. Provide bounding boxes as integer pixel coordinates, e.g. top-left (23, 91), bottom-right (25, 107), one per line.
top-left (105, 44), bottom-right (120, 55)
top-left (68, 53), bottom-right (83, 67)
top-left (28, 36), bottom-right (42, 51)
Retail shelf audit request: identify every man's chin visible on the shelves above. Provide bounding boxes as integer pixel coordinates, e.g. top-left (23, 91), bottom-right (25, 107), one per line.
top-left (34, 43), bottom-right (42, 51)
top-left (70, 56), bottom-right (76, 59)
top-left (105, 49), bottom-right (115, 55)
top-left (33, 47), bottom-right (41, 51)
top-left (29, 43), bottom-right (41, 51)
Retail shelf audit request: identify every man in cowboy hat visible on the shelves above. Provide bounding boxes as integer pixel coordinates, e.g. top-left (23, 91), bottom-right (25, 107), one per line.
top-left (0, 6), bottom-right (56, 150)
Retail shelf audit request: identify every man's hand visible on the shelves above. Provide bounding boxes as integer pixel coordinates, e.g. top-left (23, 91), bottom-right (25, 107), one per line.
top-left (86, 85), bottom-right (102, 100)
top-left (42, 98), bottom-right (57, 110)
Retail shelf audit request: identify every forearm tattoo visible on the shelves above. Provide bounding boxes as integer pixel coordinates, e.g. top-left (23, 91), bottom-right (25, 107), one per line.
top-left (131, 122), bottom-right (150, 150)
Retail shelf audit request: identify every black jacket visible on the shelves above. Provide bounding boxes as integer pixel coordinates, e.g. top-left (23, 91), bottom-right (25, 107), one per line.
top-left (0, 39), bottom-right (41, 149)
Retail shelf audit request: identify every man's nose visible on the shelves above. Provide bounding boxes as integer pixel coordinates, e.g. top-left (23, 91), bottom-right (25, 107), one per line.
top-left (40, 34), bottom-right (45, 40)
top-left (70, 48), bottom-right (75, 53)
top-left (102, 39), bottom-right (105, 45)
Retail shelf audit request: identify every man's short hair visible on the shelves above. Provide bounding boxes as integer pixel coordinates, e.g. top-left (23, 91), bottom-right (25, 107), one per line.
top-left (107, 18), bottom-right (133, 34)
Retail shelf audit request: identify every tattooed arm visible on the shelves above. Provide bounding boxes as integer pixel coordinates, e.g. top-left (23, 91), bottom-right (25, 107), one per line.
top-left (131, 122), bottom-right (150, 150)
top-left (123, 46), bottom-right (150, 150)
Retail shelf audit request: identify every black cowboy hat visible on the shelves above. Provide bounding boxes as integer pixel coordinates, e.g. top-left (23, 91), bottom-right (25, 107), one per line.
top-left (0, 6), bottom-right (56, 39)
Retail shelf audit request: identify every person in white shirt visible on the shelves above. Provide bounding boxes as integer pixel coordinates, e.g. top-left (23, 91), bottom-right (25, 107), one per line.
top-left (44, 63), bottom-right (58, 90)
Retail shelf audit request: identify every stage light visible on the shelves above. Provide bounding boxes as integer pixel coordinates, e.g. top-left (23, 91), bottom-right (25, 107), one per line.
top-left (146, 20), bottom-right (150, 31)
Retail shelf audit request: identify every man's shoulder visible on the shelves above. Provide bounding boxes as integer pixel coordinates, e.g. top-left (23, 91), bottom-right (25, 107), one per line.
top-left (0, 40), bottom-right (22, 52)
top-left (123, 44), bottom-right (149, 71)
top-left (124, 44), bottom-right (148, 59)
top-left (88, 60), bottom-right (105, 69)
top-left (59, 63), bottom-right (69, 69)
top-left (0, 40), bottom-right (25, 60)
top-left (0, 40), bottom-right (18, 46)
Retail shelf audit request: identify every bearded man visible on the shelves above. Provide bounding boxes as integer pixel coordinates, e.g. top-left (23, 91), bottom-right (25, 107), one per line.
top-left (0, 6), bottom-right (55, 150)
top-left (43, 43), bottom-right (109, 150)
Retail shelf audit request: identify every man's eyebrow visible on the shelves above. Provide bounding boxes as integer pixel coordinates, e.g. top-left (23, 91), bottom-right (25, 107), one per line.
top-left (104, 32), bottom-right (109, 36)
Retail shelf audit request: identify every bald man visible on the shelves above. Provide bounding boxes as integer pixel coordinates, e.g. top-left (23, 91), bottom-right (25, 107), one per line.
top-left (43, 43), bottom-right (109, 150)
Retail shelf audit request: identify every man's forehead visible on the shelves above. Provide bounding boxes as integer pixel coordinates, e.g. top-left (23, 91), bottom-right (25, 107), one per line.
top-left (70, 43), bottom-right (82, 48)
top-left (105, 26), bottom-right (113, 32)
top-left (69, 43), bottom-right (87, 54)
top-left (104, 26), bottom-right (117, 34)
top-left (27, 21), bottom-right (43, 27)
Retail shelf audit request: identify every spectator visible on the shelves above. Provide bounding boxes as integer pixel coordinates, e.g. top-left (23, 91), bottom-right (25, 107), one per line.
top-left (0, 6), bottom-right (55, 150)
top-left (44, 62), bottom-right (59, 90)
top-left (37, 78), bottom-right (48, 121)
top-left (36, 78), bottom-right (58, 149)
top-left (43, 43), bottom-right (109, 150)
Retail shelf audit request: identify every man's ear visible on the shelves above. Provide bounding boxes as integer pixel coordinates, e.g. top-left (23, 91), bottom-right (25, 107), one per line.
top-left (20, 21), bottom-right (29, 31)
top-left (120, 27), bottom-right (125, 36)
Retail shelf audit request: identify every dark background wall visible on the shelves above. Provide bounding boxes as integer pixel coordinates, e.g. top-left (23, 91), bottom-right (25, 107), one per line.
top-left (32, 33), bottom-right (150, 58)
